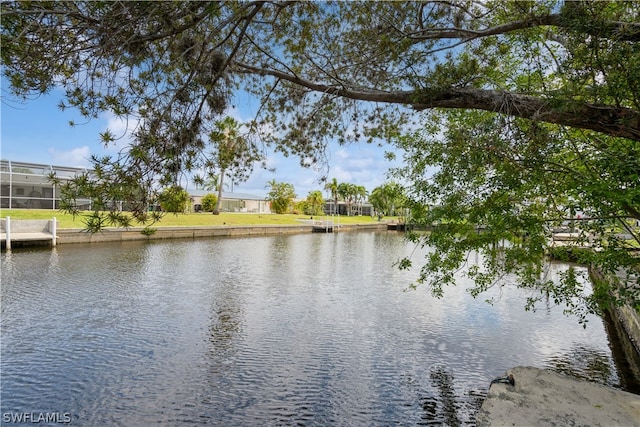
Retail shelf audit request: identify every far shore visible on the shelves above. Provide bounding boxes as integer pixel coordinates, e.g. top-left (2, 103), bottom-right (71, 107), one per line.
top-left (0, 209), bottom-right (397, 229)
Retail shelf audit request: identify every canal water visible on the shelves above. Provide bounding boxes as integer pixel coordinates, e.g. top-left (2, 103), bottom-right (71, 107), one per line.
top-left (0, 231), bottom-right (625, 425)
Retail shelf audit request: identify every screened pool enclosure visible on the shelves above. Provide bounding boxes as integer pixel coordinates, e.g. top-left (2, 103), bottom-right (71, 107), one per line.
top-left (0, 160), bottom-right (92, 210)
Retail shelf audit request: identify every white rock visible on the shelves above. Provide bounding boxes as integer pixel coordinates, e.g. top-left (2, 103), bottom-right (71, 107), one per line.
top-left (477, 366), bottom-right (640, 426)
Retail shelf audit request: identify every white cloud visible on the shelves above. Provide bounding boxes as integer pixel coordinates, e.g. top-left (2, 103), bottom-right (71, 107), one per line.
top-left (48, 146), bottom-right (92, 168)
top-left (345, 156), bottom-right (375, 170)
top-left (331, 165), bottom-right (353, 182)
top-left (333, 148), bottom-right (350, 161)
top-left (103, 112), bottom-right (137, 152)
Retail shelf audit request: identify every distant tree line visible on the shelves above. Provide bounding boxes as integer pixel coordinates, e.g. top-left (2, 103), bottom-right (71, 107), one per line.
top-left (159, 178), bottom-right (407, 217)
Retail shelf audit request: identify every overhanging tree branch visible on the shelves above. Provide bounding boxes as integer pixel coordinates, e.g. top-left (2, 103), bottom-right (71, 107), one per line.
top-left (409, 13), bottom-right (640, 42)
top-left (235, 61), bottom-right (640, 141)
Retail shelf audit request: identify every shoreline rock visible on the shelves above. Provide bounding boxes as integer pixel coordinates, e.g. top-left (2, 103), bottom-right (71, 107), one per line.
top-left (476, 366), bottom-right (640, 426)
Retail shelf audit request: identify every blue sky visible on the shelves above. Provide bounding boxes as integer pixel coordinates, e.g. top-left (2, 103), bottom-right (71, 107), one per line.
top-left (1, 80), bottom-right (401, 198)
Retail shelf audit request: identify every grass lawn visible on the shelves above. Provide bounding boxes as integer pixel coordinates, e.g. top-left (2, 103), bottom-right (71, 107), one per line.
top-left (0, 209), bottom-right (388, 229)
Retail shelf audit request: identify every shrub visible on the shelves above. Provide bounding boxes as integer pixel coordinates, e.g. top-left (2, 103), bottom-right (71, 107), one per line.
top-left (267, 181), bottom-right (296, 214)
top-left (201, 193), bottom-right (218, 212)
top-left (294, 200), bottom-right (307, 215)
top-left (158, 185), bottom-right (190, 213)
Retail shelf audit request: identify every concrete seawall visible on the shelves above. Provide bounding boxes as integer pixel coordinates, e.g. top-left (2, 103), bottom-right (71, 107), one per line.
top-left (618, 304), bottom-right (640, 355)
top-left (56, 222), bottom-right (389, 245)
top-left (589, 268), bottom-right (640, 367)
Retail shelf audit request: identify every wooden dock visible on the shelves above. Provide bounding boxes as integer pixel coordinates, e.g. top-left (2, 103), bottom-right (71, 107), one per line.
top-left (312, 221), bottom-right (334, 233)
top-left (386, 222), bottom-right (407, 231)
top-left (297, 217), bottom-right (337, 233)
top-left (1, 217), bottom-right (57, 249)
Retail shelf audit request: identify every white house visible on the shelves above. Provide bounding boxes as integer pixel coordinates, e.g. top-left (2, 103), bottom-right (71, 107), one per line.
top-left (188, 189), bottom-right (271, 213)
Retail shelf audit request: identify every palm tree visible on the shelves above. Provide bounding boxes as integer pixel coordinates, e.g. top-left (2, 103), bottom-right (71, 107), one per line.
top-left (370, 182), bottom-right (406, 216)
top-left (324, 178), bottom-right (339, 215)
top-left (265, 178), bottom-right (277, 194)
top-left (338, 182), bottom-right (357, 216)
top-left (201, 175), bottom-right (219, 191)
top-left (354, 185), bottom-right (368, 215)
top-left (266, 179), bottom-right (296, 214)
top-left (306, 190), bottom-right (324, 215)
top-left (208, 117), bottom-right (245, 214)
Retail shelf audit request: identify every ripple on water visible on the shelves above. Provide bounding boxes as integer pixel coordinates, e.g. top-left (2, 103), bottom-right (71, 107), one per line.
top-left (1, 234), bottom-right (623, 425)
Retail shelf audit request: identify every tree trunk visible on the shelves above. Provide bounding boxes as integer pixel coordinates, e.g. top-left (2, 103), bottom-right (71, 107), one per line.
top-left (412, 88), bottom-right (640, 142)
top-left (213, 170), bottom-right (225, 215)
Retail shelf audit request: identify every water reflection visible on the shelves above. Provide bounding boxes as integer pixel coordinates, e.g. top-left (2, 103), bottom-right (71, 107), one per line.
top-left (545, 345), bottom-right (616, 386)
top-left (207, 276), bottom-right (244, 356)
top-left (0, 232), bottom-right (626, 426)
top-left (429, 367), bottom-right (461, 426)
